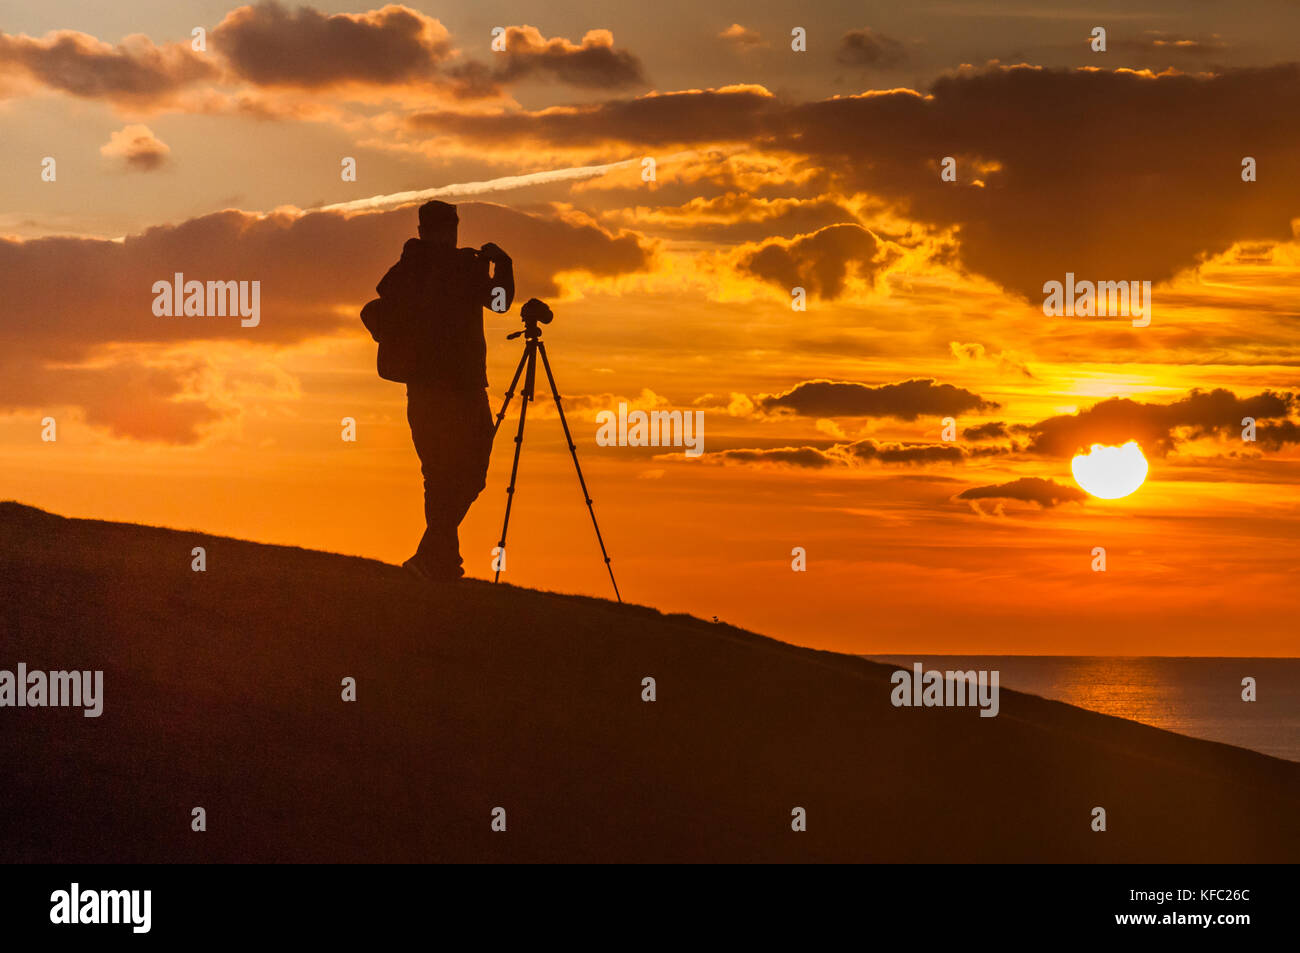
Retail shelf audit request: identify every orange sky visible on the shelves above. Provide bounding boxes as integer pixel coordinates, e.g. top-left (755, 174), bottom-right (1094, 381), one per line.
top-left (2, 3), bottom-right (1298, 655)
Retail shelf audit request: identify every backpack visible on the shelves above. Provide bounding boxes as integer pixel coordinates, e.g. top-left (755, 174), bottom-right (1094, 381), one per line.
top-left (362, 241), bottom-right (482, 384)
top-left (360, 296), bottom-right (417, 383)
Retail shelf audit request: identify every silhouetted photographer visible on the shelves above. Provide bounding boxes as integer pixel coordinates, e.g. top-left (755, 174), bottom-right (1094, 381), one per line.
top-left (361, 200), bottom-right (514, 581)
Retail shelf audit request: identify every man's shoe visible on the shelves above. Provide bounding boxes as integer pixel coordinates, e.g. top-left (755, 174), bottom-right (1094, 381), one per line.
top-left (402, 557), bottom-right (464, 583)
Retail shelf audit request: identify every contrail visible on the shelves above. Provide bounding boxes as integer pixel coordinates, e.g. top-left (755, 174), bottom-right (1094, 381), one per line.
top-left (102, 151), bottom-right (699, 241)
top-left (317, 156), bottom-right (660, 215)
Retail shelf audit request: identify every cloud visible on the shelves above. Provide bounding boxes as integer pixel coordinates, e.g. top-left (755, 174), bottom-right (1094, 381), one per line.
top-left (604, 193), bottom-right (857, 243)
top-left (0, 28), bottom-right (216, 105)
top-left (406, 65), bottom-right (1300, 299)
top-left (754, 378), bottom-right (998, 420)
top-left (1116, 32), bottom-right (1228, 58)
top-left (692, 437), bottom-right (1001, 469)
top-left (0, 355), bottom-right (227, 444)
top-left (836, 28), bottom-right (909, 68)
top-left (1024, 388), bottom-right (1297, 458)
top-left (962, 421), bottom-right (1009, 441)
top-left (492, 26), bottom-right (646, 89)
top-left (100, 124), bottom-right (171, 171)
top-left (949, 340), bottom-right (1035, 378)
top-left (692, 392), bottom-right (756, 416)
top-left (213, 2), bottom-right (454, 89)
top-left (738, 224), bottom-right (893, 298)
top-left (719, 24), bottom-right (766, 51)
top-left (948, 390), bottom-right (1299, 459)
top-left (1256, 418), bottom-right (1300, 449)
top-left (0, 7), bottom-right (649, 106)
top-left (841, 439), bottom-right (967, 464)
top-left (0, 200), bottom-right (648, 357)
top-left (457, 204), bottom-right (650, 293)
top-left (765, 64), bottom-right (1300, 299)
top-left (0, 201), bottom-right (650, 442)
top-left (957, 477), bottom-right (1087, 508)
top-left (706, 446), bottom-right (839, 468)
top-left (408, 84), bottom-right (776, 149)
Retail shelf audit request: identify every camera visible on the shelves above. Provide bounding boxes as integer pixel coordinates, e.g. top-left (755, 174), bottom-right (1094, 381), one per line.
top-left (521, 298), bottom-right (553, 325)
top-left (508, 298), bottom-right (553, 340)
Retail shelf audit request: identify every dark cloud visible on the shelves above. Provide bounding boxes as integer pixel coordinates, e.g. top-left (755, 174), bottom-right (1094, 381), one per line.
top-left (0, 7), bottom-right (648, 104)
top-left (0, 29), bottom-right (216, 105)
top-left (755, 378), bottom-right (998, 420)
top-left (409, 84), bottom-right (776, 148)
top-left (698, 437), bottom-right (1004, 469)
top-left (739, 224), bottom-right (889, 299)
top-left (841, 439), bottom-right (966, 465)
top-left (213, 8), bottom-right (643, 96)
top-left (0, 201), bottom-right (649, 442)
top-left (957, 477), bottom-right (1087, 508)
top-left (766, 64), bottom-right (1300, 299)
top-left (459, 204), bottom-right (650, 292)
top-left (1257, 418), bottom-right (1300, 449)
top-left (962, 421), bottom-right (1008, 441)
top-left (493, 26), bottom-right (646, 89)
top-left (709, 446), bottom-right (837, 468)
top-left (1025, 388), bottom-right (1297, 458)
top-left (410, 65), bottom-right (1300, 299)
top-left (441, 58), bottom-right (498, 100)
top-left (836, 28), bottom-right (908, 68)
top-left (100, 124), bottom-right (170, 171)
top-left (213, 2), bottom-right (453, 89)
top-left (0, 200), bottom-right (647, 358)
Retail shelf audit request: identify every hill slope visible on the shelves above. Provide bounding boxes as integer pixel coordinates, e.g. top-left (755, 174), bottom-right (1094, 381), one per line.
top-left (1, 502), bottom-right (1296, 862)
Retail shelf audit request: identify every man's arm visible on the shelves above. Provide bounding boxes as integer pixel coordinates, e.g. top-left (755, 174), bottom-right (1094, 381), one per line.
top-left (478, 242), bottom-right (515, 313)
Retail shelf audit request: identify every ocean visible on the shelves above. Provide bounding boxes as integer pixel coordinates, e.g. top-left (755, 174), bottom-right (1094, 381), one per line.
top-left (865, 656), bottom-right (1300, 763)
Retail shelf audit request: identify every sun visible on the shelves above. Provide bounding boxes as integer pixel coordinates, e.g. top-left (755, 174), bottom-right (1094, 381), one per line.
top-left (1070, 441), bottom-right (1149, 499)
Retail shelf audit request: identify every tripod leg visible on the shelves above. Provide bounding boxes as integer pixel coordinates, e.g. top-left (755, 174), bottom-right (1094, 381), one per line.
top-left (537, 341), bottom-right (621, 603)
top-left (494, 341), bottom-right (536, 584)
top-left (492, 347), bottom-right (530, 439)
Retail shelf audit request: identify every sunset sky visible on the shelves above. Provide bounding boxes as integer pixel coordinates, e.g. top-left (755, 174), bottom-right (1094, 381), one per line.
top-left (2, 1), bottom-right (1298, 655)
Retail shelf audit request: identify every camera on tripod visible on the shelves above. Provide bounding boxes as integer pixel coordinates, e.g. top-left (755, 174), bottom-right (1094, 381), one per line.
top-left (490, 295), bottom-right (621, 602)
top-left (508, 297), bottom-right (554, 340)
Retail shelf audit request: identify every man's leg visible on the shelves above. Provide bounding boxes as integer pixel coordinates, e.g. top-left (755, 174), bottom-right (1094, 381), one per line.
top-left (406, 386), bottom-right (494, 578)
top-left (431, 390), bottom-right (494, 575)
top-left (406, 385), bottom-right (462, 577)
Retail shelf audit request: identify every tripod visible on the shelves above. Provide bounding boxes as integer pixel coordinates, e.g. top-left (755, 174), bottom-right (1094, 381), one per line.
top-left (491, 317), bottom-right (621, 602)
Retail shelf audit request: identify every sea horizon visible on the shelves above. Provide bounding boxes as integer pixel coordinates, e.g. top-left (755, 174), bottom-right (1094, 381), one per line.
top-left (866, 655), bottom-right (1300, 763)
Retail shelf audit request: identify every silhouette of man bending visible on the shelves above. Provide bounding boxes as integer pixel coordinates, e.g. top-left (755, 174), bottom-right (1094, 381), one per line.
top-left (363, 201), bottom-right (514, 581)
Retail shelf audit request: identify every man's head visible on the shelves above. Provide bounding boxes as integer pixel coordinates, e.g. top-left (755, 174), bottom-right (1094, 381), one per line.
top-left (418, 200), bottom-right (458, 248)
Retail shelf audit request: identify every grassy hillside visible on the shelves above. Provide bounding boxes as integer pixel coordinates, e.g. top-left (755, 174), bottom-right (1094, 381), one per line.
top-left (1, 501), bottom-right (1296, 862)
